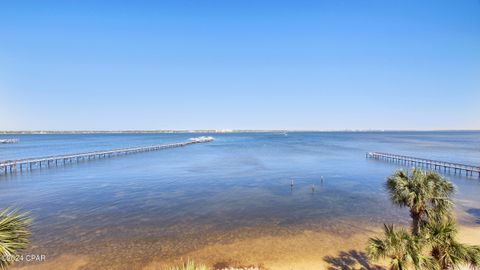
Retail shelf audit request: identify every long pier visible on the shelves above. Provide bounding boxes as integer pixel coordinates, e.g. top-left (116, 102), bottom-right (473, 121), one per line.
top-left (366, 152), bottom-right (480, 178)
top-left (0, 137), bottom-right (214, 175)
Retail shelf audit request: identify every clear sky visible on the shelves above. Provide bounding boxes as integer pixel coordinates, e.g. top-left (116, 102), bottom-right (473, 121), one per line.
top-left (1, 0), bottom-right (479, 131)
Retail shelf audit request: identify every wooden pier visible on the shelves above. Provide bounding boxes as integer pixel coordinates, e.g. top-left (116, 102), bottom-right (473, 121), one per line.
top-left (366, 152), bottom-right (480, 178)
top-left (0, 137), bottom-right (214, 175)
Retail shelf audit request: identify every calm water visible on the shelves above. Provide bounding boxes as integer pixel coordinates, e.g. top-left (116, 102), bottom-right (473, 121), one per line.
top-left (1, 132), bottom-right (480, 268)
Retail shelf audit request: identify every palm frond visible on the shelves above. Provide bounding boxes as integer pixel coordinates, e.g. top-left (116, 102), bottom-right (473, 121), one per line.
top-left (385, 168), bottom-right (455, 235)
top-left (0, 209), bottom-right (31, 269)
top-left (367, 224), bottom-right (430, 270)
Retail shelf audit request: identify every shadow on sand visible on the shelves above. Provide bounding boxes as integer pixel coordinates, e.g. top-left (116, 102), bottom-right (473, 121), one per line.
top-left (323, 250), bottom-right (385, 270)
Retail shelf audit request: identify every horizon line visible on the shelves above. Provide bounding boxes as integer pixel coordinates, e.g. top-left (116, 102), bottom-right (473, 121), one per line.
top-left (1, 129), bottom-right (479, 134)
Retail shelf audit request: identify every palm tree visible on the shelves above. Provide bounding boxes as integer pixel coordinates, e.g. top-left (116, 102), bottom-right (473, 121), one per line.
top-left (425, 218), bottom-right (480, 270)
top-left (386, 168), bottom-right (454, 236)
top-left (367, 224), bottom-right (437, 270)
top-left (0, 209), bottom-right (31, 269)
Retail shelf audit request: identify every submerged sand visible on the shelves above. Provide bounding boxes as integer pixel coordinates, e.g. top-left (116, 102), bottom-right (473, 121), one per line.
top-left (11, 219), bottom-right (480, 270)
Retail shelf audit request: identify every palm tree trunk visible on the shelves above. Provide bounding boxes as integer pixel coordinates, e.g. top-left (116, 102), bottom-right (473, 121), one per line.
top-left (410, 211), bottom-right (421, 236)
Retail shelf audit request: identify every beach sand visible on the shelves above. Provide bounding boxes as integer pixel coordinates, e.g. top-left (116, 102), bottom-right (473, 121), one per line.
top-left (142, 226), bottom-right (384, 270)
top-left (11, 221), bottom-right (480, 270)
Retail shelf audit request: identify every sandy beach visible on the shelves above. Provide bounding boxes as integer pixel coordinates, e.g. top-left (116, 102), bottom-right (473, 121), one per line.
top-left (11, 220), bottom-right (480, 270)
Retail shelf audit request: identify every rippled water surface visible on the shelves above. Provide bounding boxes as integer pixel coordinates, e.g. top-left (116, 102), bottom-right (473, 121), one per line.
top-left (1, 132), bottom-right (479, 269)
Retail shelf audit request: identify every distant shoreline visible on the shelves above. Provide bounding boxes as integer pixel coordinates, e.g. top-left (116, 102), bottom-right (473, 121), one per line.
top-left (0, 129), bottom-right (478, 134)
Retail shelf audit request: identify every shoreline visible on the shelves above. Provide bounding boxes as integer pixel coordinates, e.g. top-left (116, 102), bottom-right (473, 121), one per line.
top-left (11, 222), bottom-right (480, 270)
top-left (4, 132), bottom-right (479, 270)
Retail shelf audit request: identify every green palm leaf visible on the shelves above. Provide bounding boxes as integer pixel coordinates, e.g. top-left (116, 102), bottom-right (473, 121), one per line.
top-left (426, 218), bottom-right (480, 270)
top-left (386, 168), bottom-right (454, 235)
top-left (0, 209), bottom-right (31, 269)
top-left (367, 224), bottom-right (436, 270)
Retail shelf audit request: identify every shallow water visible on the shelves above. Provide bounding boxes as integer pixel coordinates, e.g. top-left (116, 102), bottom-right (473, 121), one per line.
top-left (1, 132), bottom-right (479, 269)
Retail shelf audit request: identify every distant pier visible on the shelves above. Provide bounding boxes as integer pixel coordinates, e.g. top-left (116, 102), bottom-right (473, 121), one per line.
top-left (0, 137), bottom-right (214, 175)
top-left (366, 152), bottom-right (480, 178)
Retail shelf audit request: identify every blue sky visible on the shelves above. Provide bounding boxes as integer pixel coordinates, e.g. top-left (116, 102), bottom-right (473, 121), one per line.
top-left (1, 0), bottom-right (479, 130)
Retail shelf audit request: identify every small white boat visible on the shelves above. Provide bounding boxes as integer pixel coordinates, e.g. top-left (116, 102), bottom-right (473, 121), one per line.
top-left (0, 139), bottom-right (19, 144)
top-left (188, 136), bottom-right (215, 143)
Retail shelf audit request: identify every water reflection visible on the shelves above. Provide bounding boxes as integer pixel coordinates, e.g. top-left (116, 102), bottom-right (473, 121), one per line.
top-left (1, 132), bottom-right (479, 269)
